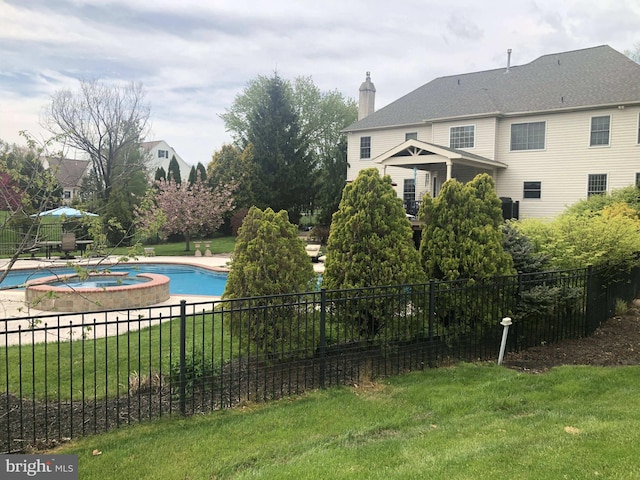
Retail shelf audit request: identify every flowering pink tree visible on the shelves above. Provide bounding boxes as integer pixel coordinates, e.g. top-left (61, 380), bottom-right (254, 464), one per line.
top-left (135, 178), bottom-right (234, 251)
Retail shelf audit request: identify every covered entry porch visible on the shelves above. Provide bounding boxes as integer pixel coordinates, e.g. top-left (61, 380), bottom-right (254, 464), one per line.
top-left (374, 139), bottom-right (508, 215)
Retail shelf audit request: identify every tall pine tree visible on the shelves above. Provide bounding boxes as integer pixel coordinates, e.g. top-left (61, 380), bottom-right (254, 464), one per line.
top-left (167, 155), bottom-right (181, 184)
top-left (246, 73), bottom-right (313, 224)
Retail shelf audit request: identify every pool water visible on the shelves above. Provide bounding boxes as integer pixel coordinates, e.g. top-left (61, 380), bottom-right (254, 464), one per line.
top-left (1, 264), bottom-right (227, 296)
top-left (49, 278), bottom-right (150, 289)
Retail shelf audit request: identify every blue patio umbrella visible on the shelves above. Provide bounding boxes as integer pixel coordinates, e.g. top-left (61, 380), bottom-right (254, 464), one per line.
top-left (31, 207), bottom-right (99, 217)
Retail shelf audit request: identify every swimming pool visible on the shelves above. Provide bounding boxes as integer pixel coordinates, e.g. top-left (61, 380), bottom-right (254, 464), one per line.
top-left (1, 264), bottom-right (228, 296)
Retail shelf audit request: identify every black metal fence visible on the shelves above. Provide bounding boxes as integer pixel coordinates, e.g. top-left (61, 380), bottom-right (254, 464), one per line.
top-left (2, 265), bottom-right (639, 452)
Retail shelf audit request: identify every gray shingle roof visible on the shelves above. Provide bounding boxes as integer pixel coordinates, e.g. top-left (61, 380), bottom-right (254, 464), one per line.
top-left (344, 45), bottom-right (640, 132)
top-left (47, 158), bottom-right (89, 188)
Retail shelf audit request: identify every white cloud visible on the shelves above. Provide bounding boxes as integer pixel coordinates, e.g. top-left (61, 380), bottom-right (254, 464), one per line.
top-left (1, 0), bottom-right (639, 164)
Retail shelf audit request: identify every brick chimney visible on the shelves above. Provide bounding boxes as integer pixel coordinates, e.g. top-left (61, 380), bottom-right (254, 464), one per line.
top-left (358, 72), bottom-right (376, 120)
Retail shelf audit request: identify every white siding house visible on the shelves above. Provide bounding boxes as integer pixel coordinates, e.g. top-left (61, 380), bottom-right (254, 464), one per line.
top-left (141, 140), bottom-right (193, 182)
top-left (344, 45), bottom-right (640, 219)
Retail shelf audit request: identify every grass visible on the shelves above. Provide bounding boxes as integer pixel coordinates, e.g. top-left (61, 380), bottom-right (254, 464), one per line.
top-left (110, 237), bottom-right (236, 257)
top-left (0, 312), bottom-right (239, 401)
top-left (52, 363), bottom-right (640, 479)
top-left (1, 236), bottom-right (236, 259)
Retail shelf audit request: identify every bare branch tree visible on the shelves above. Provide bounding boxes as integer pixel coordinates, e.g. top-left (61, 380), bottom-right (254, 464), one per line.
top-left (42, 80), bottom-right (151, 203)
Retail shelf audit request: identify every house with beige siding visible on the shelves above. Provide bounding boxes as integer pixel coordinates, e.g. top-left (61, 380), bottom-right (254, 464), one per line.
top-left (344, 46), bottom-right (640, 219)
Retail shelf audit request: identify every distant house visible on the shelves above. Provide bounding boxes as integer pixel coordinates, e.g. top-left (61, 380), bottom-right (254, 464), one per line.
top-left (44, 158), bottom-right (90, 204)
top-left (141, 140), bottom-right (192, 182)
top-left (344, 46), bottom-right (640, 219)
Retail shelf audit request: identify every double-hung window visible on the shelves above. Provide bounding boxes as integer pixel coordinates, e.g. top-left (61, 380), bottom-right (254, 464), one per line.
top-left (590, 116), bottom-right (610, 146)
top-left (405, 132), bottom-right (418, 141)
top-left (360, 136), bottom-right (371, 159)
top-left (403, 178), bottom-right (416, 203)
top-left (511, 122), bottom-right (545, 150)
top-left (587, 174), bottom-right (607, 197)
top-left (449, 125), bottom-right (475, 149)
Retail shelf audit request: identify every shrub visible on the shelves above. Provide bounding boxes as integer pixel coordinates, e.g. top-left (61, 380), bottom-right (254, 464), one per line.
top-left (418, 174), bottom-right (516, 341)
top-left (502, 220), bottom-right (550, 274)
top-left (170, 350), bottom-right (217, 395)
top-left (322, 169), bottom-right (424, 339)
top-left (564, 184), bottom-right (640, 218)
top-left (419, 174), bottom-right (515, 282)
top-left (517, 212), bottom-right (640, 280)
top-left (323, 168), bottom-right (424, 290)
top-left (223, 206), bottom-right (317, 358)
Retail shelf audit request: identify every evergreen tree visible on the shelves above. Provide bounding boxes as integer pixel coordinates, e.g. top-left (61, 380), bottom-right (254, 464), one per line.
top-left (322, 168), bottom-right (424, 338)
top-left (419, 173), bottom-right (515, 282)
top-left (502, 220), bottom-right (549, 274)
top-left (188, 165), bottom-right (197, 185)
top-left (102, 145), bottom-right (148, 246)
top-left (207, 143), bottom-right (259, 212)
top-left (323, 168), bottom-right (424, 290)
top-left (246, 73), bottom-right (313, 224)
top-left (222, 74), bottom-right (356, 224)
top-left (224, 206), bottom-right (316, 298)
top-left (154, 166), bottom-right (166, 181)
top-left (223, 206), bottom-right (317, 356)
top-left (315, 135), bottom-right (348, 226)
top-left (167, 155), bottom-right (181, 184)
top-left (196, 162), bottom-right (206, 182)
top-left (188, 162), bottom-right (207, 186)
top-left (418, 173), bottom-right (515, 343)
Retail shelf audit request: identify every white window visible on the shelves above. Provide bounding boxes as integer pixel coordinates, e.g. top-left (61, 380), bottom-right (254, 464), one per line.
top-left (405, 132), bottom-right (417, 141)
top-left (511, 122), bottom-right (545, 150)
top-left (158, 150), bottom-right (169, 158)
top-left (360, 137), bottom-right (371, 159)
top-left (449, 125), bottom-right (475, 149)
top-left (590, 116), bottom-right (610, 146)
top-left (587, 174), bottom-right (607, 197)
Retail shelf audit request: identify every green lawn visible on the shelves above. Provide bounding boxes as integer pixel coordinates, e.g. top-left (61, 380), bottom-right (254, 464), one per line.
top-left (110, 237), bottom-right (236, 257)
top-left (53, 363), bottom-right (640, 479)
top-left (0, 311), bottom-right (239, 401)
top-left (1, 236), bottom-right (236, 259)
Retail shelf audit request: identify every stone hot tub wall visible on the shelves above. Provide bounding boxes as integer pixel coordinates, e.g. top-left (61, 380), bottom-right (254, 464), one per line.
top-left (25, 272), bottom-right (170, 312)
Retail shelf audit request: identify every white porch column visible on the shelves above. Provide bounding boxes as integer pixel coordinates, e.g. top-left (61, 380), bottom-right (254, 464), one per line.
top-left (446, 160), bottom-right (453, 181)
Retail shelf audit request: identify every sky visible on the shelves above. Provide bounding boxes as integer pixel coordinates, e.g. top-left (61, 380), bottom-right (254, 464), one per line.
top-left (1, 0), bottom-right (639, 166)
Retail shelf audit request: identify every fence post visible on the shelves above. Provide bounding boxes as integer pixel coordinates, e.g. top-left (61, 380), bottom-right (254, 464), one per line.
top-left (428, 280), bottom-right (435, 368)
top-left (319, 289), bottom-right (326, 389)
top-left (585, 266), bottom-right (595, 336)
top-left (179, 299), bottom-right (187, 415)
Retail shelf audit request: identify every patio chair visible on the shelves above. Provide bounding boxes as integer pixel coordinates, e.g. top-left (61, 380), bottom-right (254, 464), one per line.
top-left (61, 232), bottom-right (77, 259)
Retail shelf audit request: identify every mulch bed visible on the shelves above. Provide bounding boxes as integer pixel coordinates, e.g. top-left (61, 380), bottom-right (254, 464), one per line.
top-left (504, 301), bottom-right (640, 372)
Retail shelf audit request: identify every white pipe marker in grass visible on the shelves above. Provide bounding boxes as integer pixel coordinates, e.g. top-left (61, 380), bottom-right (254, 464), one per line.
top-left (497, 317), bottom-right (512, 365)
